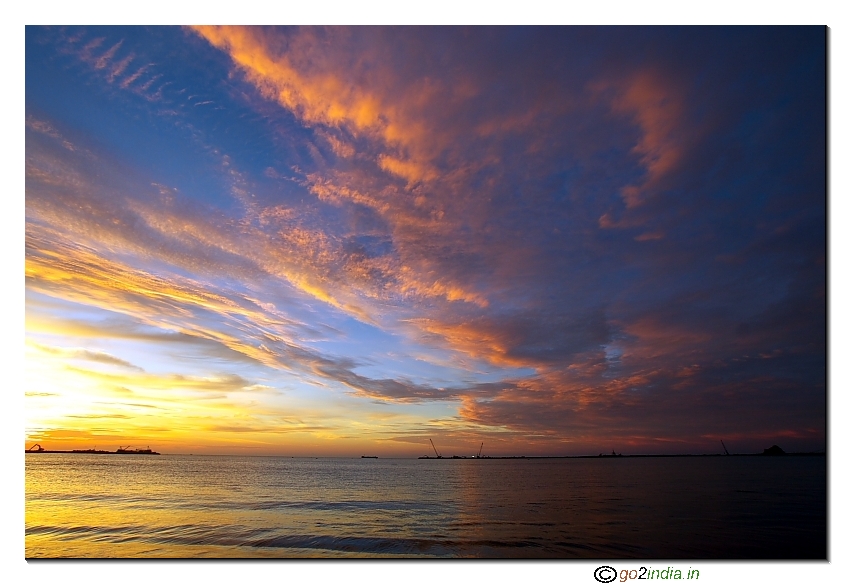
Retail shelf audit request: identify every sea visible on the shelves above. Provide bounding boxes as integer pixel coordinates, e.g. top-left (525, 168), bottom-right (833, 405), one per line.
top-left (25, 454), bottom-right (826, 559)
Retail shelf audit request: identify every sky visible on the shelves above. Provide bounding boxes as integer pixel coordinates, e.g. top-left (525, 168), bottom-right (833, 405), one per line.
top-left (24, 26), bottom-right (826, 456)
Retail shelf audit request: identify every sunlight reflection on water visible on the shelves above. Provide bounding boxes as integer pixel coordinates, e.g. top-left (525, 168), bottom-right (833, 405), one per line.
top-left (25, 455), bottom-right (825, 558)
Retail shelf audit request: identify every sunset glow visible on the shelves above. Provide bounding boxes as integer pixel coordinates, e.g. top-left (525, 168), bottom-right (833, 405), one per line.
top-left (25, 26), bottom-right (826, 457)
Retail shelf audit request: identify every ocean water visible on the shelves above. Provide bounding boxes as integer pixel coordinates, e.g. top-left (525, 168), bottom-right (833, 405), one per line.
top-left (25, 455), bottom-right (826, 559)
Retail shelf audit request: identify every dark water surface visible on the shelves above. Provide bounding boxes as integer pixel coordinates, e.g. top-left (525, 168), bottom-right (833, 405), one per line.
top-left (25, 455), bottom-right (826, 558)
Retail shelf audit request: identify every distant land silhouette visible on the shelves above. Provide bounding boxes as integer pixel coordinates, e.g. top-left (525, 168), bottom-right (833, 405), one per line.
top-left (413, 444), bottom-right (822, 459)
top-left (26, 443), bottom-right (823, 458)
top-left (26, 444), bottom-right (160, 455)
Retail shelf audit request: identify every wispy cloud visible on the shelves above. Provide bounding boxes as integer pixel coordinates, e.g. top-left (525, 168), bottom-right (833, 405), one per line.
top-left (25, 27), bottom-right (826, 454)
top-left (30, 342), bottom-right (144, 371)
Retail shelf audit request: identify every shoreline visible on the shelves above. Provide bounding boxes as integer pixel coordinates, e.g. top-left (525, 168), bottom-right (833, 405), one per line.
top-left (25, 451), bottom-right (823, 458)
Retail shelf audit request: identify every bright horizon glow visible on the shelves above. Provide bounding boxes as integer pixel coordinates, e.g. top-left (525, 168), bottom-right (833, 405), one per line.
top-left (25, 26), bottom-right (826, 457)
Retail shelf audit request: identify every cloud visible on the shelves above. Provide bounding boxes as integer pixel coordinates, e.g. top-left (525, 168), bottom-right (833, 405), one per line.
top-left (30, 343), bottom-right (144, 371)
top-left (26, 27), bottom-right (826, 452)
top-left (457, 355), bottom-right (825, 454)
top-left (607, 72), bottom-right (687, 208)
top-left (46, 27), bottom-right (164, 101)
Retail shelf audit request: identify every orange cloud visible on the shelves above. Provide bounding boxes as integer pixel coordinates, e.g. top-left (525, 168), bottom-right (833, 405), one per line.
top-left (612, 73), bottom-right (685, 206)
top-left (187, 27), bottom-right (523, 320)
top-left (378, 154), bottom-right (438, 185)
top-left (622, 316), bottom-right (712, 360)
top-left (591, 71), bottom-right (687, 212)
top-left (190, 26), bottom-right (460, 190)
top-left (634, 231), bottom-right (665, 241)
top-left (192, 27), bottom-right (389, 137)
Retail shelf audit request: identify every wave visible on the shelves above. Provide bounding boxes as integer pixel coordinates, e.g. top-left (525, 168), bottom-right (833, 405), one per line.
top-left (26, 523), bottom-right (593, 557)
